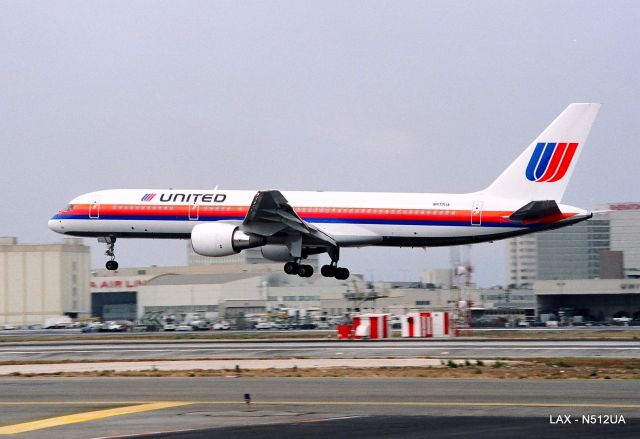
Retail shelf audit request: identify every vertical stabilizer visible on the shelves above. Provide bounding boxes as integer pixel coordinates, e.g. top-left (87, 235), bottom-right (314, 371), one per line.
top-left (483, 103), bottom-right (600, 201)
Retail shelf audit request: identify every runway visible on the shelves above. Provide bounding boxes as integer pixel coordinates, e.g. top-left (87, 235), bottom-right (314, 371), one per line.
top-left (0, 337), bottom-right (637, 436)
top-left (0, 378), bottom-right (637, 438)
top-left (0, 338), bottom-right (638, 363)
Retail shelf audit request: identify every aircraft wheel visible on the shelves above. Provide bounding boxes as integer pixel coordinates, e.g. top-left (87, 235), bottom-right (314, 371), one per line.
top-left (284, 261), bottom-right (299, 275)
top-left (298, 264), bottom-right (314, 278)
top-left (334, 267), bottom-right (350, 280)
top-left (320, 264), bottom-right (336, 277)
top-left (106, 260), bottom-right (119, 271)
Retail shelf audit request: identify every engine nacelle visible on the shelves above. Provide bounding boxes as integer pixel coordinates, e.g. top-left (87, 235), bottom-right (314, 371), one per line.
top-left (260, 244), bottom-right (293, 262)
top-left (191, 223), bottom-right (265, 257)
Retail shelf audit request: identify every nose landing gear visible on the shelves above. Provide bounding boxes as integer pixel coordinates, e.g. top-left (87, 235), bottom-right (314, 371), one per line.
top-left (99, 236), bottom-right (119, 271)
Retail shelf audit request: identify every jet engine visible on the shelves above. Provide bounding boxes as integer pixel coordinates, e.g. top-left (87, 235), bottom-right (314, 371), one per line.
top-left (191, 223), bottom-right (265, 257)
top-left (260, 244), bottom-right (293, 262)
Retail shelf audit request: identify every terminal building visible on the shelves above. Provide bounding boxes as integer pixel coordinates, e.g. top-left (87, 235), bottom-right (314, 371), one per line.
top-left (535, 279), bottom-right (640, 322)
top-left (0, 237), bottom-right (90, 325)
top-left (91, 261), bottom-right (535, 327)
top-left (507, 202), bottom-right (640, 288)
top-left (505, 202), bottom-right (640, 322)
top-left (91, 263), bottom-right (283, 321)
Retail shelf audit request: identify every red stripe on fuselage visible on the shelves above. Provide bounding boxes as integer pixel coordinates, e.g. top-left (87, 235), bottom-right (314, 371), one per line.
top-left (58, 204), bottom-right (578, 225)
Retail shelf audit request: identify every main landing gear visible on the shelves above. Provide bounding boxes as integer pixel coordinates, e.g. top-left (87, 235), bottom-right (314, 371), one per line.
top-left (100, 236), bottom-right (119, 271)
top-left (320, 264), bottom-right (350, 280)
top-left (322, 246), bottom-right (350, 280)
top-left (283, 247), bottom-right (350, 280)
top-left (283, 261), bottom-right (349, 280)
top-left (284, 261), bottom-right (314, 278)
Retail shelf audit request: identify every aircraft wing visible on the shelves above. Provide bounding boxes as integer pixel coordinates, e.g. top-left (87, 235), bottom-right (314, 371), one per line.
top-left (240, 190), bottom-right (337, 247)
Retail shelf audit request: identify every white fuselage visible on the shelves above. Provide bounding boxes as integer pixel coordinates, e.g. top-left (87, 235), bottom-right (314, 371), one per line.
top-left (48, 189), bottom-right (586, 247)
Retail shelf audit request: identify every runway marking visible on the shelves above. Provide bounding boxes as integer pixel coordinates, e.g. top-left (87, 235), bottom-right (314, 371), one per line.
top-left (299, 415), bottom-right (368, 423)
top-left (1, 401), bottom-right (639, 409)
top-left (0, 401), bottom-right (190, 435)
top-left (243, 401), bottom-right (640, 409)
top-left (1, 346), bottom-right (640, 355)
top-left (0, 402), bottom-right (155, 405)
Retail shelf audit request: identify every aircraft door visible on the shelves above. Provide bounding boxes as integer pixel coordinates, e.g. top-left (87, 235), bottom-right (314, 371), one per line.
top-left (189, 204), bottom-right (200, 221)
top-left (89, 197), bottom-right (100, 219)
top-left (470, 200), bottom-right (483, 226)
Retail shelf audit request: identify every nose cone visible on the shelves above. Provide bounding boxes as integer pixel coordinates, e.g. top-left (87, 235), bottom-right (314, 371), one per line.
top-left (48, 218), bottom-right (64, 234)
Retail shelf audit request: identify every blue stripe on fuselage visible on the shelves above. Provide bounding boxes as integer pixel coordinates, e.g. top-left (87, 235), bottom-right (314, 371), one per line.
top-left (52, 213), bottom-right (530, 228)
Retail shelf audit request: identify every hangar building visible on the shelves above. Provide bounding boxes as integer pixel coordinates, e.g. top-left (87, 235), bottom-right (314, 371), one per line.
top-left (535, 279), bottom-right (640, 321)
top-left (0, 237), bottom-right (90, 325)
top-left (90, 263), bottom-right (282, 321)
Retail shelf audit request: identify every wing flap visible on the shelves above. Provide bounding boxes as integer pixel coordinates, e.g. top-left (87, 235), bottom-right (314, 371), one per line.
top-left (240, 190), bottom-right (337, 248)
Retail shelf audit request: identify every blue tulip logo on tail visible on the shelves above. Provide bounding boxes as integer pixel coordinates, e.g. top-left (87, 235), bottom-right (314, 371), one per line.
top-left (525, 142), bottom-right (578, 182)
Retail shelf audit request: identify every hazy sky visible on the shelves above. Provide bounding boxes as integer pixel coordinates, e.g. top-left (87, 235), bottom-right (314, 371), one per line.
top-left (2, 1), bottom-right (639, 285)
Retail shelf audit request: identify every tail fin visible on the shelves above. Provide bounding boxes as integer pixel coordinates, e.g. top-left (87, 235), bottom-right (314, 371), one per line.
top-left (483, 103), bottom-right (600, 201)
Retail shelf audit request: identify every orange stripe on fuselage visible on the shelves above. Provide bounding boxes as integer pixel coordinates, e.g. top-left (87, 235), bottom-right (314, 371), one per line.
top-left (59, 204), bottom-right (577, 224)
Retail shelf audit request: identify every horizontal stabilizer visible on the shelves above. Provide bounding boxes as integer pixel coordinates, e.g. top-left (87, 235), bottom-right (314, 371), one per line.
top-left (509, 200), bottom-right (561, 222)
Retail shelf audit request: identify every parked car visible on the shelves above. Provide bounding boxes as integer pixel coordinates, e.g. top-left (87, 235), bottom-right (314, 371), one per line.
top-left (132, 324), bottom-right (149, 332)
top-left (176, 324), bottom-right (193, 331)
top-left (212, 321), bottom-right (231, 330)
top-left (162, 323), bottom-right (176, 331)
top-left (254, 321), bottom-right (276, 330)
top-left (82, 322), bottom-right (103, 333)
top-left (103, 321), bottom-right (126, 332)
top-left (191, 320), bottom-right (211, 331)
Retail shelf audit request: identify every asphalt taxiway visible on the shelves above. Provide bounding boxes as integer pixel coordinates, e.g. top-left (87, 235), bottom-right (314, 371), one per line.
top-left (0, 336), bottom-right (638, 437)
top-left (0, 378), bottom-right (637, 438)
top-left (0, 338), bottom-right (638, 363)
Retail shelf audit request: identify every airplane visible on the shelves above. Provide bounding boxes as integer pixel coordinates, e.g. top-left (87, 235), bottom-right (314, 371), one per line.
top-left (49, 103), bottom-right (600, 280)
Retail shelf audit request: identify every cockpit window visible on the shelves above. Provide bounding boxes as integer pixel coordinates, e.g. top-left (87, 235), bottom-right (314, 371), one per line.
top-left (63, 204), bottom-right (74, 211)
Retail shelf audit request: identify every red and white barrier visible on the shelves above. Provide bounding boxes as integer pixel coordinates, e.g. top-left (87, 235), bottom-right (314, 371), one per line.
top-left (401, 311), bottom-right (453, 338)
top-left (353, 314), bottom-right (390, 339)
